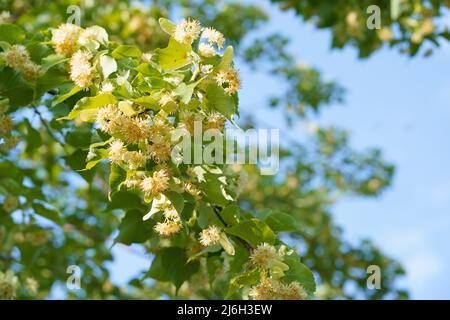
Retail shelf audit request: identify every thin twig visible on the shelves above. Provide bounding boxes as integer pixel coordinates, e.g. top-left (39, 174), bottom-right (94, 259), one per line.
top-left (31, 105), bottom-right (65, 146)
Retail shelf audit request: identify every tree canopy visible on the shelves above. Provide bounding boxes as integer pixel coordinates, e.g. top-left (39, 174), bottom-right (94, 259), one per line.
top-left (2, 0), bottom-right (447, 300)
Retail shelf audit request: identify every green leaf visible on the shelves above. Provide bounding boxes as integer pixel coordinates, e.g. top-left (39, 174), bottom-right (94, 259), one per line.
top-left (164, 191), bottom-right (185, 215)
top-left (40, 54), bottom-right (68, 72)
top-left (158, 18), bottom-right (176, 36)
top-left (108, 164), bottom-right (126, 200)
top-left (204, 83), bottom-right (236, 120)
top-left (197, 203), bottom-right (222, 229)
top-left (99, 55), bottom-right (117, 79)
top-left (115, 209), bottom-right (151, 245)
top-left (53, 85), bottom-right (82, 105)
top-left (284, 254), bottom-right (316, 296)
top-left (35, 68), bottom-right (69, 99)
top-left (0, 24), bottom-right (26, 44)
top-left (220, 204), bottom-right (239, 226)
top-left (0, 68), bottom-right (33, 110)
top-left (217, 46), bottom-right (234, 69)
top-left (132, 95), bottom-right (160, 111)
top-left (227, 268), bottom-right (259, 298)
top-left (173, 77), bottom-right (205, 104)
top-left (32, 203), bottom-right (62, 225)
top-left (146, 247), bottom-right (200, 289)
top-left (84, 148), bottom-right (108, 170)
top-left (225, 218), bottom-right (276, 247)
top-left (200, 173), bottom-right (231, 206)
top-left (65, 128), bottom-right (92, 148)
top-left (155, 38), bottom-right (191, 70)
top-left (64, 149), bottom-right (94, 182)
top-left (263, 211), bottom-right (301, 232)
top-left (118, 100), bottom-right (139, 116)
top-left (24, 119), bottom-right (42, 153)
top-left (111, 45), bottom-right (142, 59)
top-left (59, 93), bottom-right (117, 121)
top-left (136, 63), bottom-right (162, 77)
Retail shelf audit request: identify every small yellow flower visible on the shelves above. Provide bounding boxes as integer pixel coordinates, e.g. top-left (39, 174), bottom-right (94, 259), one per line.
top-left (25, 277), bottom-right (39, 295)
top-left (248, 279), bottom-right (281, 300)
top-left (1, 45), bottom-right (30, 69)
top-left (0, 270), bottom-right (19, 300)
top-left (204, 112), bottom-right (225, 131)
top-left (108, 139), bottom-right (127, 164)
top-left (215, 67), bottom-right (241, 94)
top-left (148, 140), bottom-right (172, 163)
top-left (69, 50), bottom-right (94, 88)
top-left (0, 115), bottom-right (13, 135)
top-left (123, 150), bottom-right (147, 170)
top-left (199, 225), bottom-right (221, 246)
top-left (199, 43), bottom-right (216, 57)
top-left (21, 62), bottom-right (41, 81)
top-left (201, 27), bottom-right (225, 48)
top-left (2, 195), bottom-right (19, 213)
top-left (154, 219), bottom-right (182, 237)
top-left (140, 168), bottom-right (170, 198)
top-left (174, 19), bottom-right (201, 45)
top-left (51, 23), bottom-right (81, 56)
top-left (279, 281), bottom-right (308, 300)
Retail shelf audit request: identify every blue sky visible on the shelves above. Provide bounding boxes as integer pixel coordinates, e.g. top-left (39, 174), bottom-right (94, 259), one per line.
top-left (108, 1), bottom-right (450, 299)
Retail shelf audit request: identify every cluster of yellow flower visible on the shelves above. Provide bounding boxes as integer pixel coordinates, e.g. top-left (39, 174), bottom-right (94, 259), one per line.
top-left (179, 111), bottom-right (226, 134)
top-left (52, 24), bottom-right (108, 87)
top-left (0, 270), bottom-right (38, 299)
top-left (215, 68), bottom-right (241, 95)
top-left (0, 44), bottom-right (41, 81)
top-left (98, 105), bottom-right (149, 142)
top-left (69, 50), bottom-right (94, 88)
top-left (198, 224), bottom-right (235, 255)
top-left (0, 102), bottom-right (19, 152)
top-left (50, 19), bottom-right (243, 246)
top-left (199, 225), bottom-right (222, 246)
top-left (2, 194), bottom-right (19, 213)
top-left (0, 270), bottom-right (19, 300)
top-left (51, 24), bottom-right (107, 56)
top-left (154, 206), bottom-right (182, 237)
top-left (249, 278), bottom-right (307, 300)
top-left (247, 243), bottom-right (308, 300)
top-left (172, 18), bottom-right (240, 93)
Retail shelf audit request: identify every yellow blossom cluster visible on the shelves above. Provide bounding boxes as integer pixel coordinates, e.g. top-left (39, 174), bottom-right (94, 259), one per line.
top-left (51, 24), bottom-right (110, 89)
top-left (198, 27), bottom-right (225, 57)
top-left (0, 103), bottom-right (20, 152)
top-left (51, 23), bottom-right (81, 55)
top-left (1, 44), bottom-right (41, 81)
top-left (199, 225), bottom-right (221, 246)
top-left (147, 118), bottom-right (174, 163)
top-left (154, 206), bottom-right (182, 237)
top-left (250, 243), bottom-right (289, 278)
top-left (249, 278), bottom-right (307, 300)
top-left (2, 194), bottom-right (19, 213)
top-left (51, 24), bottom-right (108, 56)
top-left (179, 111), bottom-right (226, 134)
top-left (140, 168), bottom-right (171, 198)
top-left (108, 139), bottom-right (147, 170)
top-left (174, 19), bottom-right (202, 45)
top-left (97, 104), bottom-right (151, 144)
top-left (215, 67), bottom-right (241, 95)
top-left (69, 50), bottom-right (94, 88)
top-left (0, 270), bottom-right (19, 300)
